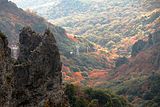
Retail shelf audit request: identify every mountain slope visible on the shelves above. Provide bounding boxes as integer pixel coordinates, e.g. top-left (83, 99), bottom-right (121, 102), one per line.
top-left (1, 0), bottom-right (111, 85)
top-left (105, 31), bottom-right (160, 106)
top-left (13, 0), bottom-right (89, 19)
top-left (4, 0), bottom-right (160, 106)
top-left (12, 0), bottom-right (160, 85)
top-left (0, 0), bottom-right (72, 51)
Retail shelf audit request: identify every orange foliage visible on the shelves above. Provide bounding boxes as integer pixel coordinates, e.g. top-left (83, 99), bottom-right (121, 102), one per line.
top-left (73, 72), bottom-right (84, 80)
top-left (68, 72), bottom-right (84, 85)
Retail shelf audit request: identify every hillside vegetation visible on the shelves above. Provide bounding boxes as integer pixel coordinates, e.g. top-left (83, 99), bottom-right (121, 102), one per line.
top-left (3, 0), bottom-right (160, 106)
top-left (13, 0), bottom-right (160, 86)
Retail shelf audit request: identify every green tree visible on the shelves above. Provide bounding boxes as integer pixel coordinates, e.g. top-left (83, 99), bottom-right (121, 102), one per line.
top-left (65, 84), bottom-right (77, 107)
top-left (75, 97), bottom-right (88, 107)
top-left (88, 99), bottom-right (99, 107)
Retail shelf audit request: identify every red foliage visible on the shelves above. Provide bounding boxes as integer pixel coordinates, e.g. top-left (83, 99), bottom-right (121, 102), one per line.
top-left (65, 33), bottom-right (78, 42)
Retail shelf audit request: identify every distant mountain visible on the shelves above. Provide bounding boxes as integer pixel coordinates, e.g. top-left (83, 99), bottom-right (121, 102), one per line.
top-left (12, 0), bottom-right (59, 9)
top-left (0, 0), bottom-right (75, 60)
top-left (14, 0), bottom-right (89, 19)
top-left (46, 0), bottom-right (89, 19)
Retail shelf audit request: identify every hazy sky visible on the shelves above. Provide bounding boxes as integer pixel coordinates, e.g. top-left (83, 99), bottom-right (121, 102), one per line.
top-left (10, 0), bottom-right (105, 3)
top-left (10, 0), bottom-right (20, 3)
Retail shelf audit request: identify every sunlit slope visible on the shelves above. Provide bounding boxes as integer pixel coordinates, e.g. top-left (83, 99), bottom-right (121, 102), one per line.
top-left (10, 0), bottom-right (160, 86)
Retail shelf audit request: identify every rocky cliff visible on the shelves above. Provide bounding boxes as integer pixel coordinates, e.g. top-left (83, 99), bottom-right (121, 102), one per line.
top-left (0, 28), bottom-right (66, 107)
top-left (0, 31), bottom-right (13, 106)
top-left (0, 0), bottom-right (8, 3)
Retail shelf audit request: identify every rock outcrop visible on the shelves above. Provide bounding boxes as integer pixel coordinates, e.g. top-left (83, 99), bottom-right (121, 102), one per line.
top-left (0, 31), bottom-right (13, 107)
top-left (12, 27), bottom-right (64, 107)
top-left (0, 27), bottom-right (67, 107)
top-left (0, 0), bottom-right (8, 3)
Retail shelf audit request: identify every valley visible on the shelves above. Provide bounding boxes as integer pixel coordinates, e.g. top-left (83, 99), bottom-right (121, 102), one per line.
top-left (2, 0), bottom-right (160, 106)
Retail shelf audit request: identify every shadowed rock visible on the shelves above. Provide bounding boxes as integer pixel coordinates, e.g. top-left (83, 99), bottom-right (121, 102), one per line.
top-left (0, 31), bottom-right (13, 107)
top-left (0, 27), bottom-right (68, 107)
top-left (12, 27), bottom-right (64, 107)
top-left (0, 0), bottom-right (8, 3)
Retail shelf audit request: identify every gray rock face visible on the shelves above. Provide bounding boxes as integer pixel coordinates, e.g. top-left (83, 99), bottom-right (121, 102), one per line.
top-left (0, 27), bottom-right (67, 107)
top-left (0, 32), bottom-right (13, 107)
top-left (0, 0), bottom-right (8, 3)
top-left (12, 27), bottom-right (64, 107)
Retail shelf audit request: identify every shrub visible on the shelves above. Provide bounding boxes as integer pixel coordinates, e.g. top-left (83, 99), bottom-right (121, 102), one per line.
top-left (75, 97), bottom-right (88, 107)
top-left (115, 57), bottom-right (128, 67)
top-left (140, 100), bottom-right (159, 107)
top-left (65, 84), bottom-right (77, 107)
top-left (65, 84), bottom-right (132, 107)
top-left (88, 99), bottom-right (99, 107)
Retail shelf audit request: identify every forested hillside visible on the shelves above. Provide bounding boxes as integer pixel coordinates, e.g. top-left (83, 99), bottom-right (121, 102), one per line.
top-left (2, 0), bottom-right (111, 85)
top-left (11, 0), bottom-right (160, 86)
top-left (0, 0), bottom-right (136, 106)
top-left (5, 0), bottom-right (160, 106)
top-left (108, 31), bottom-right (160, 107)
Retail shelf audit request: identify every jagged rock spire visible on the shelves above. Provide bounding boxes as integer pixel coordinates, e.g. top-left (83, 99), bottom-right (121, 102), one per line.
top-left (0, 27), bottom-right (67, 107)
top-left (12, 27), bottom-right (64, 107)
